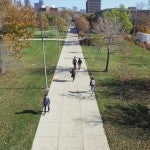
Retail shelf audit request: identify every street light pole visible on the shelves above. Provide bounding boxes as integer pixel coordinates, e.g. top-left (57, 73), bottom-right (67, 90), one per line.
top-left (39, 8), bottom-right (48, 90)
top-left (41, 29), bottom-right (48, 89)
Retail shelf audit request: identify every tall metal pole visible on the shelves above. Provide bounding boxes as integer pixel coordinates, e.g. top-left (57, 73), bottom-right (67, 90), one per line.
top-left (41, 31), bottom-right (48, 89)
top-left (39, 8), bottom-right (48, 90)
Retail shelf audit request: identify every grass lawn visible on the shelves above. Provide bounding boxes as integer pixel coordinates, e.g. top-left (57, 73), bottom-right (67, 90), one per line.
top-left (33, 27), bottom-right (67, 38)
top-left (0, 40), bottom-right (62, 149)
top-left (82, 42), bottom-right (150, 150)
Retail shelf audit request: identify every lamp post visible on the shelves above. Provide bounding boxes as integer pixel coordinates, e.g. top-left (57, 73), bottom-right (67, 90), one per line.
top-left (38, 8), bottom-right (48, 90)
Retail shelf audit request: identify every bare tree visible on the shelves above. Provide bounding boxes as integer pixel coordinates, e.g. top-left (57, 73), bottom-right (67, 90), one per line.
top-left (93, 6), bottom-right (133, 72)
top-left (95, 17), bottom-right (122, 71)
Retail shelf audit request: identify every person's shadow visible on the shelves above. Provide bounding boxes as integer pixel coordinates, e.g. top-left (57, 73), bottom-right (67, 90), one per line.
top-left (15, 110), bottom-right (42, 115)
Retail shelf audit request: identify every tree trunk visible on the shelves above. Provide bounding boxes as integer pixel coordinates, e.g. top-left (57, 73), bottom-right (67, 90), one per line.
top-left (0, 45), bottom-right (3, 74)
top-left (104, 41), bottom-right (110, 72)
top-left (120, 81), bottom-right (124, 100)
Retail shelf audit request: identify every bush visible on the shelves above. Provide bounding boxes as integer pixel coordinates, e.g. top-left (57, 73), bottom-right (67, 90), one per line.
top-left (79, 38), bottom-right (93, 46)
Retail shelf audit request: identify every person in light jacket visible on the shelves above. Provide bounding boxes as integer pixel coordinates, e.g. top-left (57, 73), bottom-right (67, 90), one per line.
top-left (90, 77), bottom-right (95, 94)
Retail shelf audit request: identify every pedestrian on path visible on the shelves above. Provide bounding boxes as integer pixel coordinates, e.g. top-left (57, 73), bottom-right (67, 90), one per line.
top-left (72, 56), bottom-right (77, 69)
top-left (70, 68), bottom-right (76, 81)
top-left (90, 77), bottom-right (95, 94)
top-left (77, 58), bottom-right (82, 70)
top-left (43, 94), bottom-right (50, 114)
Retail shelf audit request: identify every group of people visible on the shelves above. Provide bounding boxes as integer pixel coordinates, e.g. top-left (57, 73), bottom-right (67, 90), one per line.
top-left (70, 56), bottom-right (83, 81)
top-left (42, 56), bottom-right (96, 115)
top-left (70, 56), bottom-right (96, 94)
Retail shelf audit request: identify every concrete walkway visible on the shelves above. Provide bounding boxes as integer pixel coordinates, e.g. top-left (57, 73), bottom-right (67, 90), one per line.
top-left (32, 30), bottom-right (110, 150)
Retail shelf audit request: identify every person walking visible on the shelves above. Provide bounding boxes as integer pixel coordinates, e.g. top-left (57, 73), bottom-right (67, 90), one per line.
top-left (77, 58), bottom-right (82, 70)
top-left (90, 77), bottom-right (95, 94)
top-left (43, 94), bottom-right (50, 114)
top-left (72, 56), bottom-right (77, 69)
top-left (70, 68), bottom-right (76, 81)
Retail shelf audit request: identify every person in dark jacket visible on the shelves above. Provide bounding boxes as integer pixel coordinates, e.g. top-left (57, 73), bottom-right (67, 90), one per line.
top-left (43, 94), bottom-right (50, 114)
top-left (70, 68), bottom-right (76, 81)
top-left (77, 58), bottom-right (82, 70)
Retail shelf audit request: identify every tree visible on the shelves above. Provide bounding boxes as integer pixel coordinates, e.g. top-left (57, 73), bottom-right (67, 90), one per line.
top-left (135, 12), bottom-right (150, 34)
top-left (96, 17), bottom-right (122, 72)
top-left (38, 11), bottom-right (49, 31)
top-left (1, 5), bottom-right (37, 51)
top-left (0, 1), bottom-right (37, 73)
top-left (52, 16), bottom-right (67, 31)
top-left (75, 17), bottom-right (89, 32)
top-left (95, 7), bottom-right (133, 72)
top-left (103, 6), bottom-right (133, 33)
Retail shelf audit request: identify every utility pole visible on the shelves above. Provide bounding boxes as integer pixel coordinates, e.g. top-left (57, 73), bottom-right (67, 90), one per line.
top-left (38, 8), bottom-right (48, 90)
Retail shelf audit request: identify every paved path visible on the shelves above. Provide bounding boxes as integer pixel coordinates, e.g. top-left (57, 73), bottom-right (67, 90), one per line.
top-left (32, 31), bottom-right (110, 150)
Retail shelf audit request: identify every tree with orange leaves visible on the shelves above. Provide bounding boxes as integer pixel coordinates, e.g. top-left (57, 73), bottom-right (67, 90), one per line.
top-left (0, 0), bottom-right (37, 73)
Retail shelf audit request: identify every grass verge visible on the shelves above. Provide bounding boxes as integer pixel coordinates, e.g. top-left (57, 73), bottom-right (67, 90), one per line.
top-left (82, 42), bottom-right (150, 150)
top-left (0, 40), bottom-right (63, 149)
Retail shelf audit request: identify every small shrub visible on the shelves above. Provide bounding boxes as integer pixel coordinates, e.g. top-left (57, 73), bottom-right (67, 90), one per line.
top-left (79, 38), bottom-right (93, 46)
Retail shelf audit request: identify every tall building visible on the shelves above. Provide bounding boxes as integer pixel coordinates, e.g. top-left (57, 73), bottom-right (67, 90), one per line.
top-left (17, 0), bottom-right (22, 7)
top-left (34, 0), bottom-right (44, 9)
top-left (39, 0), bottom-right (44, 5)
top-left (24, 0), bottom-right (30, 6)
top-left (13, 0), bottom-right (17, 5)
top-left (73, 6), bottom-right (77, 11)
top-left (86, 0), bottom-right (101, 13)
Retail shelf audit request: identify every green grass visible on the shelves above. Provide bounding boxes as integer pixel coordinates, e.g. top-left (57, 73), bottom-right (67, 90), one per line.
top-left (0, 40), bottom-right (62, 149)
top-left (33, 27), bottom-right (67, 38)
top-left (82, 42), bottom-right (150, 150)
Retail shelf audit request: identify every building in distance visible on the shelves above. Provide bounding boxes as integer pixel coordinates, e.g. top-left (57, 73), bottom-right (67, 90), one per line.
top-left (73, 6), bottom-right (77, 11)
top-left (86, 0), bottom-right (101, 13)
top-left (24, 0), bottom-right (31, 6)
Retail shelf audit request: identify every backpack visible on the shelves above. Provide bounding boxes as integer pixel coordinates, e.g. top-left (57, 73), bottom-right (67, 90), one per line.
top-left (78, 59), bottom-right (82, 64)
top-left (90, 80), bottom-right (95, 86)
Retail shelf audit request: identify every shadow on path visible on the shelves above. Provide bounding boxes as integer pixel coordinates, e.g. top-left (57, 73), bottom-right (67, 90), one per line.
top-left (53, 79), bottom-right (71, 82)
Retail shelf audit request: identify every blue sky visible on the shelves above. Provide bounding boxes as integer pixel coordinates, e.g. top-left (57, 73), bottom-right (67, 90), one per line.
top-left (30, 0), bottom-right (149, 10)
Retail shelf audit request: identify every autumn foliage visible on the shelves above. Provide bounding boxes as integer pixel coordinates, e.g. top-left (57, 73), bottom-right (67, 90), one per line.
top-left (75, 17), bottom-right (89, 32)
top-left (0, 1), bottom-right (37, 51)
top-left (135, 12), bottom-right (150, 34)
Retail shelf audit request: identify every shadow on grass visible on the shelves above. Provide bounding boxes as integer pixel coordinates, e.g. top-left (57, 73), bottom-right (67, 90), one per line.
top-left (88, 69), bottom-right (106, 74)
top-left (28, 66), bottom-right (56, 76)
top-left (104, 103), bottom-right (150, 137)
top-left (0, 87), bottom-right (45, 89)
top-left (15, 110), bottom-right (42, 115)
top-left (98, 78), bottom-right (150, 101)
